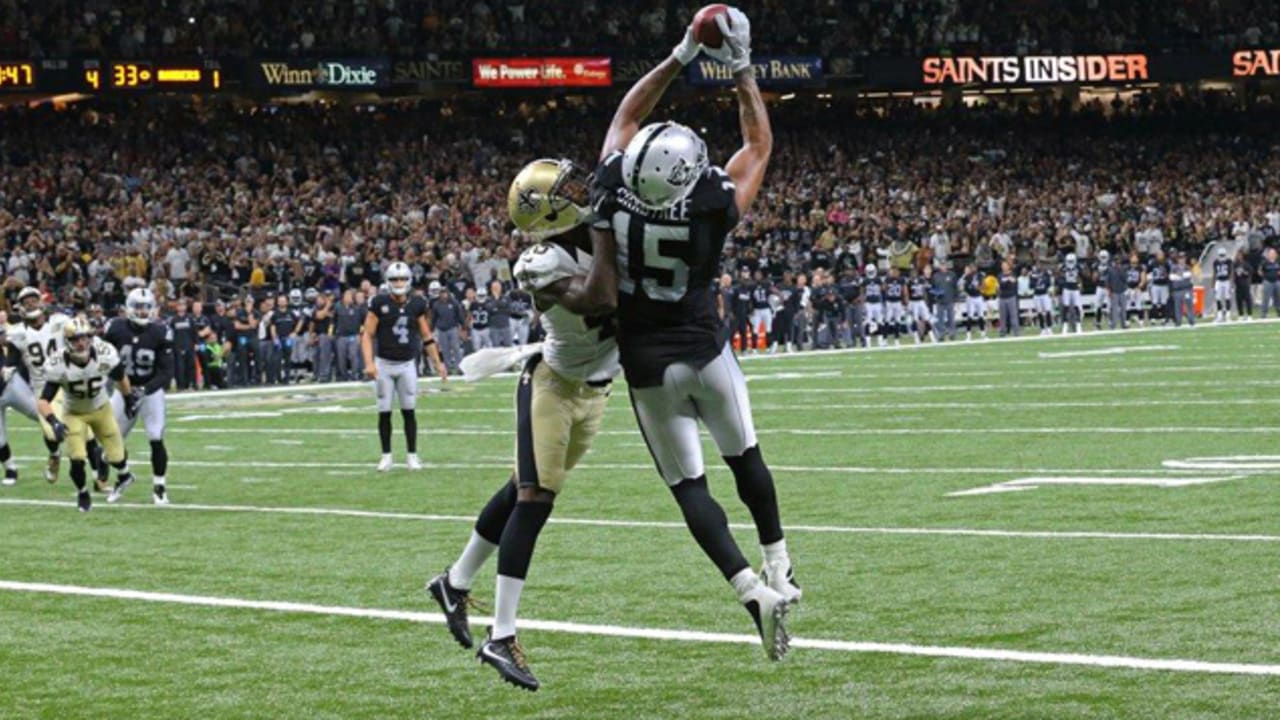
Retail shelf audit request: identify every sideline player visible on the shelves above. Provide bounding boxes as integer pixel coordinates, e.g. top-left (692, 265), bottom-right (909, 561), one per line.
top-left (1058, 253), bottom-right (1084, 334)
top-left (105, 288), bottom-right (175, 504)
top-left (591, 5), bottom-right (798, 662)
top-left (37, 318), bottom-right (137, 512)
top-left (428, 158), bottom-right (620, 691)
top-left (1211, 246), bottom-right (1234, 322)
top-left (360, 262), bottom-right (447, 471)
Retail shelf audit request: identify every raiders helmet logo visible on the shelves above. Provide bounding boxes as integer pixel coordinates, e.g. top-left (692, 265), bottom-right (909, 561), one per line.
top-left (667, 157), bottom-right (697, 188)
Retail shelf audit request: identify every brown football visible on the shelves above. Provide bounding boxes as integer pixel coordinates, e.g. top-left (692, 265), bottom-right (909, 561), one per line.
top-left (692, 4), bottom-right (730, 49)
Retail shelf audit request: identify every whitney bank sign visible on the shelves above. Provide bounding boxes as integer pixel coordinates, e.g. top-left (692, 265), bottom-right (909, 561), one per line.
top-left (688, 56), bottom-right (823, 85)
top-left (254, 59), bottom-right (389, 89)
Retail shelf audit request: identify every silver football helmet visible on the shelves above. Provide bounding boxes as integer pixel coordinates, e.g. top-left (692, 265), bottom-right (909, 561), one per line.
top-left (1097, 250), bottom-right (1110, 264)
top-left (865, 265), bottom-right (878, 279)
top-left (1066, 253), bottom-right (1078, 267)
top-left (621, 122), bottom-right (708, 209)
top-left (385, 262), bottom-right (412, 296)
top-left (126, 287), bottom-right (156, 326)
top-left (17, 286), bottom-right (43, 322)
top-left (288, 288), bottom-right (303, 306)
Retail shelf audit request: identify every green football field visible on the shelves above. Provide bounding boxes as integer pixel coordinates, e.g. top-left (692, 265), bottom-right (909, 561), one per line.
top-left (2, 321), bottom-right (1278, 719)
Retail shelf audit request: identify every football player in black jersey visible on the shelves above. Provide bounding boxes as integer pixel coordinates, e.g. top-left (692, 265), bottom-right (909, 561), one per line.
top-left (589, 6), bottom-right (795, 663)
top-left (1029, 264), bottom-right (1054, 335)
top-left (1058, 253), bottom-right (1084, 334)
top-left (882, 267), bottom-right (907, 346)
top-left (961, 264), bottom-right (987, 340)
top-left (1146, 249), bottom-right (1172, 325)
top-left (1211, 246), bottom-right (1234, 322)
top-left (1124, 252), bottom-right (1146, 327)
top-left (105, 288), bottom-right (175, 504)
top-left (360, 262), bottom-right (447, 472)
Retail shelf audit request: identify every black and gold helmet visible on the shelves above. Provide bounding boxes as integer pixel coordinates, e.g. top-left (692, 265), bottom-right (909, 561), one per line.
top-left (507, 158), bottom-right (589, 241)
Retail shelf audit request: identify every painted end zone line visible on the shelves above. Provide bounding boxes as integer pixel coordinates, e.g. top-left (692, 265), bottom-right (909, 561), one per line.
top-left (1, 580), bottom-right (1275, 677)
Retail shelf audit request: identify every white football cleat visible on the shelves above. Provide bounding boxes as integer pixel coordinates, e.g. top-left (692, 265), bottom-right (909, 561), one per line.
top-left (741, 582), bottom-right (791, 661)
top-left (760, 559), bottom-right (802, 605)
top-left (152, 484), bottom-right (170, 505)
top-left (377, 454), bottom-right (394, 472)
top-left (406, 454), bottom-right (424, 471)
top-left (107, 475), bottom-right (134, 504)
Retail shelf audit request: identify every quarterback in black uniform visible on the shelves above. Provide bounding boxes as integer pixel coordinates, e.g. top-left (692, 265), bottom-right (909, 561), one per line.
top-left (105, 288), bottom-right (175, 504)
top-left (360, 261), bottom-right (447, 472)
top-left (590, 7), bottom-right (796, 667)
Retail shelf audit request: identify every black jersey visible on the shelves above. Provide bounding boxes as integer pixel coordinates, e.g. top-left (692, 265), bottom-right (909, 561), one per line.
top-left (592, 150), bottom-right (739, 387)
top-left (963, 272), bottom-right (984, 297)
top-left (837, 276), bottom-right (863, 304)
top-left (1126, 265), bottom-right (1142, 288)
top-left (104, 317), bottom-right (175, 393)
top-left (1059, 264), bottom-right (1081, 291)
top-left (883, 278), bottom-right (905, 302)
top-left (1031, 268), bottom-right (1052, 295)
top-left (750, 283), bottom-right (771, 309)
top-left (369, 293), bottom-right (428, 362)
top-left (470, 299), bottom-right (494, 330)
top-left (1147, 258), bottom-right (1170, 286)
top-left (1213, 258), bottom-right (1232, 281)
top-left (908, 277), bottom-right (929, 301)
top-left (864, 277), bottom-right (884, 302)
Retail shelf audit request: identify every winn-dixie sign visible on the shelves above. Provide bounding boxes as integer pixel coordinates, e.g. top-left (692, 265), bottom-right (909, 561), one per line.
top-left (688, 56), bottom-right (823, 85)
top-left (921, 54), bottom-right (1149, 85)
top-left (472, 57), bottom-right (610, 87)
top-left (253, 59), bottom-right (388, 88)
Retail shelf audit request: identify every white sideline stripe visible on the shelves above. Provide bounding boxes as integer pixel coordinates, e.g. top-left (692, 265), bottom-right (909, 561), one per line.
top-left (1037, 345), bottom-right (1180, 359)
top-left (1, 458), bottom-right (1213, 475)
top-left (1, 580), bottom-right (1276, 676)
top-left (3, 499), bottom-right (1277, 543)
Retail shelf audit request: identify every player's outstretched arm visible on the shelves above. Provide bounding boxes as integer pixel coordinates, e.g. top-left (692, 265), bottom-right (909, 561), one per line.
top-left (600, 24), bottom-right (703, 160)
top-left (553, 229), bottom-right (619, 317)
top-left (718, 8), bottom-right (770, 218)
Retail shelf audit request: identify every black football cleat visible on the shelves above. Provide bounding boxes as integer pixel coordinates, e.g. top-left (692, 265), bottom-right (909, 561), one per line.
top-left (2, 466), bottom-right (16, 486)
top-left (77, 491), bottom-right (91, 513)
top-left (477, 630), bottom-right (539, 691)
top-left (427, 568), bottom-right (473, 649)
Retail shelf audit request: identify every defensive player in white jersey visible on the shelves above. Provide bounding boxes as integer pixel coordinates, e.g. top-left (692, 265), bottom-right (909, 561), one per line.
top-left (0, 324), bottom-right (43, 485)
top-left (37, 318), bottom-right (138, 512)
top-left (428, 158), bottom-right (619, 691)
top-left (106, 288), bottom-right (176, 504)
top-left (593, 6), bottom-right (797, 662)
top-left (6, 287), bottom-right (105, 483)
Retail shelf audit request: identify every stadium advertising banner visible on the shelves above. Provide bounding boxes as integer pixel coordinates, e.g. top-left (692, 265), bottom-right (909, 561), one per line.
top-left (471, 57), bottom-right (611, 88)
top-left (1232, 48), bottom-right (1280, 77)
top-left (392, 59), bottom-right (468, 84)
top-left (250, 58), bottom-right (390, 89)
top-left (687, 56), bottom-right (824, 85)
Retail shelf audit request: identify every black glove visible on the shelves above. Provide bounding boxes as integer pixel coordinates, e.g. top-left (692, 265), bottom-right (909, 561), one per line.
top-left (124, 389), bottom-right (143, 419)
top-left (46, 414), bottom-right (67, 443)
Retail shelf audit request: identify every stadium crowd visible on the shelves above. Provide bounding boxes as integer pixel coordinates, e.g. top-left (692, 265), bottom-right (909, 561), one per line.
top-left (3, 0), bottom-right (1278, 59)
top-left (1, 91), bottom-right (1278, 387)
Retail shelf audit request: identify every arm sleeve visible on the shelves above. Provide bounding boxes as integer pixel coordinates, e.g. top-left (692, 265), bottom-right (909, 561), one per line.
top-left (40, 382), bottom-right (59, 402)
top-left (146, 339), bottom-right (175, 394)
top-left (109, 364), bottom-right (126, 382)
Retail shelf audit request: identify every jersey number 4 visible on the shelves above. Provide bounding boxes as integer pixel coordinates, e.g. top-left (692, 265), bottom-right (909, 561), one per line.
top-left (392, 316), bottom-right (410, 345)
top-left (619, 217), bottom-right (690, 302)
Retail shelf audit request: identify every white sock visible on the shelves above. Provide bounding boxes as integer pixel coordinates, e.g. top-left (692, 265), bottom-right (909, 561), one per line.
top-left (492, 574), bottom-right (525, 639)
top-left (729, 568), bottom-right (761, 603)
top-left (448, 531), bottom-right (497, 590)
top-left (153, 476), bottom-right (166, 487)
top-left (762, 539), bottom-right (789, 567)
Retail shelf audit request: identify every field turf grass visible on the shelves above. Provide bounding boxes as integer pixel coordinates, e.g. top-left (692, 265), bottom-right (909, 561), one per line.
top-left (1, 321), bottom-right (1278, 719)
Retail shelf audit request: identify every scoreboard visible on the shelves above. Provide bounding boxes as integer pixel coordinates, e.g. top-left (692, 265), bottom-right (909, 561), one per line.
top-left (0, 59), bottom-right (224, 93)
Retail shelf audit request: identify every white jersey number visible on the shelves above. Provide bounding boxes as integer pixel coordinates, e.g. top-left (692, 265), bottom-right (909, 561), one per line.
top-left (617, 215), bottom-right (690, 302)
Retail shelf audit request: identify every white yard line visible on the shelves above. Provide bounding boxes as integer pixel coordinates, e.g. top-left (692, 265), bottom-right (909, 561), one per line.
top-left (2, 498), bottom-right (1276, 543)
top-left (0, 579), bottom-right (1276, 676)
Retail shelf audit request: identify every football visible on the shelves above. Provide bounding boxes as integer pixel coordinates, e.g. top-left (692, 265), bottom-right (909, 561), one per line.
top-left (692, 4), bottom-right (730, 49)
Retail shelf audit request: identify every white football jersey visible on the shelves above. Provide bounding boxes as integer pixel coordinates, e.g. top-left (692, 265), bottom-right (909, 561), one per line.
top-left (44, 338), bottom-right (120, 414)
top-left (7, 313), bottom-right (71, 390)
top-left (515, 241), bottom-right (619, 384)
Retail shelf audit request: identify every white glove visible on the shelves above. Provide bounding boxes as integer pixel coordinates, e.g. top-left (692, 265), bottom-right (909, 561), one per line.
top-left (703, 7), bottom-right (751, 73)
top-left (671, 27), bottom-right (702, 65)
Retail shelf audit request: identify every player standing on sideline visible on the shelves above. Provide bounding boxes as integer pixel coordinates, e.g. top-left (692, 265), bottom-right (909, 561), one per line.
top-left (1211, 247), bottom-right (1234, 322)
top-left (38, 318), bottom-right (137, 512)
top-left (1147, 249), bottom-right (1171, 325)
top-left (105, 288), bottom-right (175, 504)
top-left (1058, 253), bottom-right (1084, 334)
top-left (1260, 247), bottom-right (1280, 318)
top-left (1125, 252), bottom-right (1145, 327)
top-left (1233, 249), bottom-right (1254, 320)
top-left (1030, 264), bottom-right (1054, 335)
top-left (882, 267), bottom-right (906, 346)
top-left (863, 265), bottom-right (885, 346)
top-left (591, 5), bottom-right (798, 662)
top-left (908, 267), bottom-right (933, 343)
top-left (360, 262), bottom-right (447, 472)
top-left (996, 261), bottom-right (1020, 336)
top-left (1090, 250), bottom-right (1111, 330)
top-left (961, 264), bottom-right (986, 340)
top-left (428, 158), bottom-right (620, 691)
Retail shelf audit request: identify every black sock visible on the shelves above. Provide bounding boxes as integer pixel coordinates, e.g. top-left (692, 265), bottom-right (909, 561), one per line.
top-left (401, 409), bottom-right (417, 454)
top-left (495, 500), bottom-right (553, 581)
top-left (378, 411), bottom-right (392, 454)
top-left (149, 440), bottom-right (168, 477)
top-left (44, 436), bottom-right (59, 455)
top-left (0, 443), bottom-right (10, 464)
top-left (475, 478), bottom-right (518, 545)
top-left (724, 446), bottom-right (783, 546)
top-left (70, 459), bottom-right (87, 492)
top-left (86, 439), bottom-right (101, 473)
top-left (111, 457), bottom-right (132, 483)
top-left (670, 476), bottom-right (750, 582)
